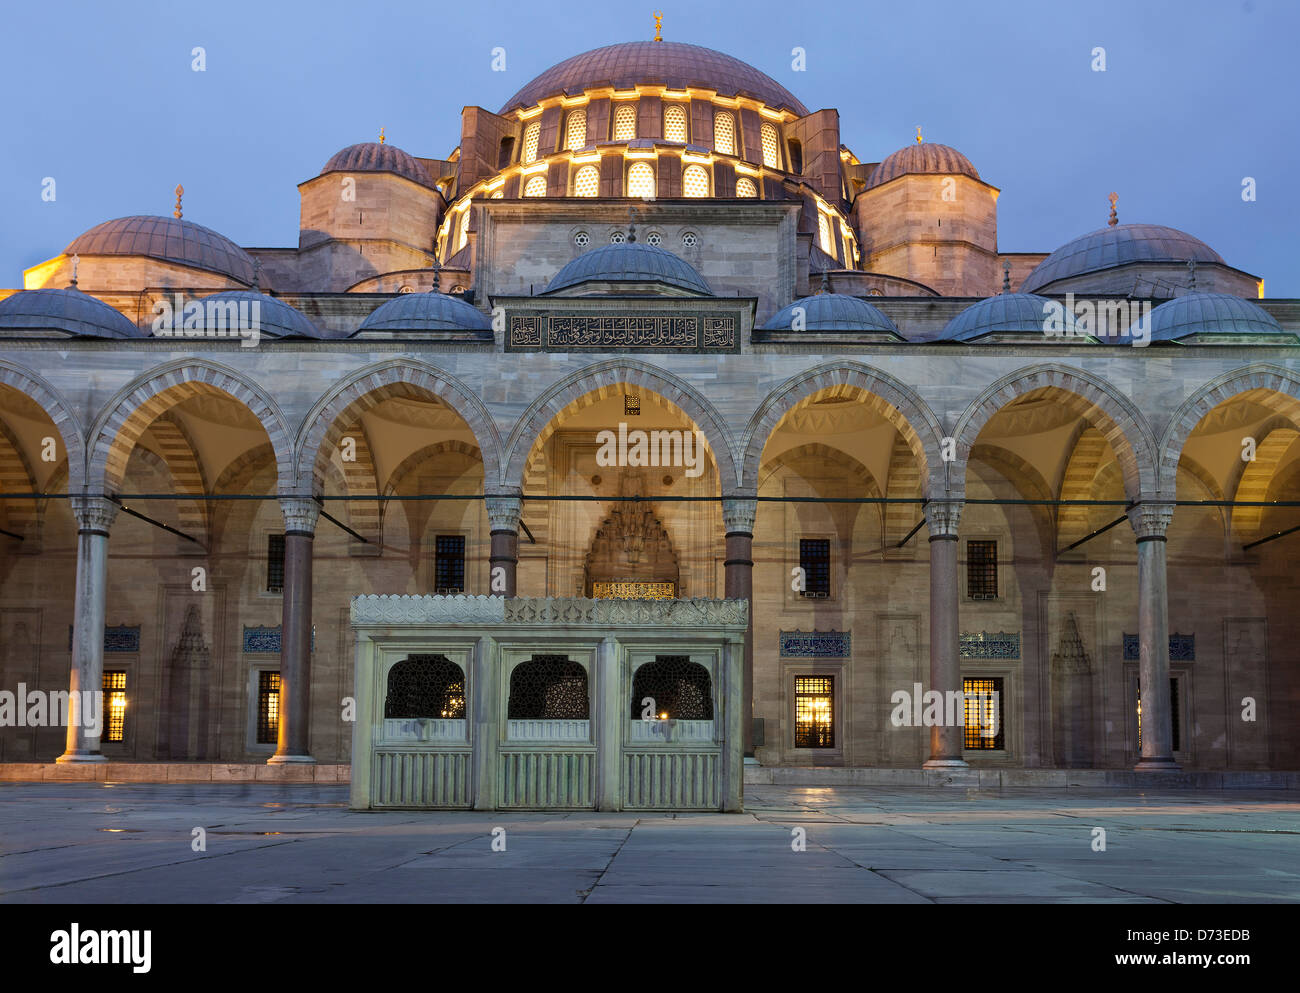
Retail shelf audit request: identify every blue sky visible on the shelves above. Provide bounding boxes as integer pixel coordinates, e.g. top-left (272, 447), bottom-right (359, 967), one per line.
top-left (2, 0), bottom-right (1296, 293)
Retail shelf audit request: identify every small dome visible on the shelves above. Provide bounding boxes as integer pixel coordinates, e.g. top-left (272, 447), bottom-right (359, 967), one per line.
top-left (356, 291), bottom-right (491, 333)
top-left (1022, 224), bottom-right (1224, 293)
top-left (941, 292), bottom-right (1082, 342)
top-left (864, 142), bottom-right (979, 191)
top-left (0, 287), bottom-right (140, 339)
top-left (1137, 292), bottom-right (1287, 343)
top-left (321, 142), bottom-right (436, 189)
top-left (67, 216), bottom-right (256, 285)
top-left (545, 243), bottom-right (711, 296)
top-left (761, 292), bottom-right (899, 334)
top-left (193, 291), bottom-right (322, 339)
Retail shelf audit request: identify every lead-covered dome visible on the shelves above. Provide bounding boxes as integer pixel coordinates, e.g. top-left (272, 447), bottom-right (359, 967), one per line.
top-left (864, 142), bottom-right (979, 191)
top-left (941, 292), bottom-right (1083, 342)
top-left (761, 293), bottom-right (899, 334)
top-left (194, 291), bottom-right (323, 339)
top-left (356, 291), bottom-right (491, 334)
top-left (0, 287), bottom-right (141, 338)
top-left (67, 216), bottom-right (256, 285)
top-left (1136, 292), bottom-right (1289, 343)
top-left (545, 242), bottom-right (712, 295)
top-left (1022, 224), bottom-right (1224, 294)
top-left (320, 142), bottom-right (436, 189)
top-left (499, 42), bottom-right (809, 116)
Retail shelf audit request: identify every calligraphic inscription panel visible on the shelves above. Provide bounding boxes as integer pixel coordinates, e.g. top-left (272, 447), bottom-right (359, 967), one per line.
top-left (506, 310), bottom-right (740, 353)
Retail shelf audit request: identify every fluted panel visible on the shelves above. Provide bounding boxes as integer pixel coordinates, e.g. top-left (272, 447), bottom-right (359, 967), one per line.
top-left (624, 751), bottom-right (720, 809)
top-left (374, 750), bottom-right (471, 807)
top-left (498, 750), bottom-right (595, 808)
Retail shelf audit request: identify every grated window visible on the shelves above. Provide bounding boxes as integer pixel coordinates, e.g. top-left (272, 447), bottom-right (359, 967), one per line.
top-left (794, 675), bottom-right (834, 748)
top-left (799, 538), bottom-right (830, 597)
top-left (761, 123), bottom-right (780, 168)
top-left (963, 677), bottom-right (1004, 749)
top-left (735, 176), bottom-right (757, 198)
top-left (574, 164), bottom-right (599, 197)
top-left (613, 103), bottom-right (636, 141)
top-left (967, 540), bottom-right (998, 599)
top-left (266, 534), bottom-right (285, 593)
top-left (384, 654), bottom-right (465, 719)
top-left (523, 174), bottom-right (547, 198)
top-left (627, 161), bottom-right (656, 198)
top-left (103, 670), bottom-right (127, 742)
top-left (434, 534), bottom-right (465, 593)
top-left (682, 164), bottom-right (709, 198)
top-left (522, 121), bottom-right (541, 164)
top-left (713, 111), bottom-right (735, 155)
top-left (256, 671), bottom-right (280, 745)
top-left (663, 105), bottom-right (687, 142)
top-left (508, 655), bottom-right (589, 719)
top-left (631, 656), bottom-right (713, 720)
top-left (565, 109), bottom-right (587, 151)
top-left (818, 213), bottom-right (834, 254)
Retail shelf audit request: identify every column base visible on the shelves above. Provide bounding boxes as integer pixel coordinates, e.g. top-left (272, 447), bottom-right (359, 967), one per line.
top-left (743, 756), bottom-right (761, 767)
top-left (1134, 757), bottom-right (1181, 772)
top-left (55, 751), bottom-right (108, 764)
top-left (267, 753), bottom-right (316, 766)
top-left (922, 758), bottom-right (969, 769)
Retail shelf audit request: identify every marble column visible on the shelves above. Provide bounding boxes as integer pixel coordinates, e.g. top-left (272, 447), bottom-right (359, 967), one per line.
top-left (485, 491), bottom-right (522, 598)
top-left (722, 492), bottom-right (757, 757)
top-left (270, 497), bottom-right (319, 765)
top-left (923, 499), bottom-right (967, 768)
top-left (1128, 502), bottom-right (1179, 771)
top-left (57, 495), bottom-right (119, 763)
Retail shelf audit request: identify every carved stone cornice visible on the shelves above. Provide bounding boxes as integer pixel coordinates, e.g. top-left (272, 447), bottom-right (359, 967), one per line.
top-left (352, 594), bottom-right (506, 625)
top-left (279, 497), bottom-right (321, 534)
top-left (721, 491), bottom-right (757, 534)
top-left (1127, 501), bottom-right (1174, 540)
top-left (485, 494), bottom-right (523, 533)
top-left (924, 499), bottom-right (963, 539)
top-left (71, 495), bottom-right (119, 533)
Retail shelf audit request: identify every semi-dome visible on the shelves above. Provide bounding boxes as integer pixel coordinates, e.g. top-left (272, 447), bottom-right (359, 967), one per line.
top-left (941, 292), bottom-right (1083, 342)
top-left (544, 242), bottom-right (712, 295)
top-left (761, 292), bottom-right (899, 334)
top-left (356, 291), bottom-right (491, 334)
top-left (864, 142), bottom-right (979, 191)
top-left (320, 142), bottom-right (437, 189)
top-left (194, 291), bottom-right (323, 339)
top-left (1135, 292), bottom-right (1289, 344)
top-left (67, 216), bottom-right (257, 285)
top-left (0, 287), bottom-right (141, 339)
top-left (499, 41), bottom-right (809, 116)
top-left (1022, 224), bottom-right (1224, 294)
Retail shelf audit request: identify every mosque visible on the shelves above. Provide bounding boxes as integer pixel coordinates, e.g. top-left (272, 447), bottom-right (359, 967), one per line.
top-left (0, 29), bottom-right (1297, 787)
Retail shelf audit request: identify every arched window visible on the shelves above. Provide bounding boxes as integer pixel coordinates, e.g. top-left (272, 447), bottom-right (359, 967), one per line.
top-left (613, 103), bottom-right (636, 141)
top-left (626, 160), bottom-right (656, 198)
top-left (663, 105), bottom-right (687, 142)
top-left (508, 655), bottom-right (589, 719)
top-left (735, 176), bottom-right (758, 198)
top-left (630, 656), bottom-right (713, 720)
top-left (682, 164), bottom-right (710, 198)
top-left (573, 164), bottom-right (599, 197)
top-left (385, 655), bottom-right (465, 719)
top-left (522, 120), bottom-right (541, 164)
top-left (565, 109), bottom-right (587, 151)
top-left (458, 208), bottom-right (471, 250)
top-left (713, 111), bottom-right (735, 155)
top-left (818, 212), bottom-right (834, 254)
top-left (760, 123), bottom-right (780, 169)
top-left (523, 174), bottom-right (547, 197)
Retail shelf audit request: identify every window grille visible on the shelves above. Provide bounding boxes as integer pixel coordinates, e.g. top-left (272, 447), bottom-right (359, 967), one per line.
top-left (735, 177), bottom-right (758, 198)
top-left (664, 105), bottom-right (687, 142)
top-left (761, 123), bottom-right (780, 168)
top-left (523, 174), bottom-right (547, 197)
top-left (613, 103), bottom-right (636, 141)
top-left (624, 393), bottom-right (640, 415)
top-left (627, 161), bottom-right (656, 198)
top-left (522, 121), bottom-right (541, 164)
top-left (256, 671), bottom-right (280, 744)
top-left (967, 540), bottom-right (998, 599)
top-left (818, 213), bottom-right (833, 254)
top-left (384, 654), bottom-right (465, 719)
top-left (682, 164), bottom-right (709, 198)
top-left (963, 676), bottom-right (1004, 749)
top-left (799, 538), bottom-right (830, 597)
top-left (565, 109), bottom-right (587, 151)
top-left (794, 675), bottom-right (834, 748)
top-left (713, 111), bottom-right (735, 155)
top-left (103, 670), bottom-right (127, 742)
top-left (630, 656), bottom-right (713, 719)
top-left (458, 208), bottom-right (471, 250)
top-left (266, 534), bottom-right (285, 593)
top-left (508, 655), bottom-right (589, 719)
top-left (434, 534), bottom-right (465, 593)
top-left (574, 164), bottom-right (599, 197)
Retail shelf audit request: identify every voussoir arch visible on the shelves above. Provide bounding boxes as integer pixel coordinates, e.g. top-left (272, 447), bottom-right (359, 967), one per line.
top-left (0, 360), bottom-right (87, 494)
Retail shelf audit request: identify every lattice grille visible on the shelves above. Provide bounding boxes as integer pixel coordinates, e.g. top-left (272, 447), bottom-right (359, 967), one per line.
top-left (963, 677), bottom-right (1004, 749)
top-left (434, 534), bottom-right (465, 593)
top-left (664, 105), bottom-right (687, 142)
top-left (508, 655), bottom-right (589, 719)
top-left (631, 656), bottom-right (713, 720)
top-left (613, 103), bottom-right (637, 141)
top-left (103, 670), bottom-right (126, 742)
top-left (385, 654), bottom-right (465, 719)
top-left (818, 213), bottom-right (833, 254)
top-left (735, 177), bottom-right (757, 198)
top-left (683, 164), bottom-right (709, 198)
top-left (714, 111), bottom-right (735, 155)
top-left (523, 174), bottom-right (547, 198)
top-left (565, 109), bottom-right (587, 151)
top-left (799, 538), bottom-right (830, 597)
top-left (761, 123), bottom-right (780, 168)
top-left (574, 165), bottom-right (599, 197)
top-left (967, 540), bottom-right (998, 599)
top-left (266, 534), bottom-right (285, 593)
top-left (627, 161), bottom-right (655, 198)
top-left (257, 671), bottom-right (280, 744)
top-left (522, 121), bottom-right (541, 164)
top-left (794, 675), bottom-right (834, 748)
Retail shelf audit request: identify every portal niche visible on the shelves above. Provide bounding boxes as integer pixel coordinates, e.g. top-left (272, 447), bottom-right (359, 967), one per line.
top-left (583, 479), bottom-right (680, 598)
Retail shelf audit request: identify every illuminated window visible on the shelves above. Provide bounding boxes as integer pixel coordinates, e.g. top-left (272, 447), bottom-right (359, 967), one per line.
top-left (627, 160), bottom-right (655, 198)
top-left (624, 393), bottom-right (640, 415)
top-left (794, 676), bottom-right (834, 748)
top-left (434, 535), bottom-right (465, 593)
top-left (266, 534), bottom-right (285, 593)
top-left (458, 208), bottom-right (471, 251)
top-left (799, 538), bottom-right (830, 597)
top-left (103, 670), bottom-right (126, 743)
top-left (574, 164), bottom-right (599, 197)
top-left (523, 174), bottom-right (547, 197)
top-left (491, 189), bottom-right (504, 199)
top-left (682, 164), bottom-right (709, 197)
top-left (1136, 677), bottom-right (1181, 752)
top-left (664, 105), bottom-right (687, 142)
top-left (735, 176), bottom-right (758, 198)
top-left (967, 539), bottom-right (998, 599)
top-left (565, 109), bottom-right (587, 151)
top-left (818, 212), bottom-right (833, 254)
top-left (713, 111), bottom-right (735, 155)
top-left (963, 677), bottom-right (1004, 749)
top-left (256, 671), bottom-right (280, 745)
top-left (761, 123), bottom-right (780, 168)
top-left (522, 121), bottom-right (541, 164)
top-left (613, 103), bottom-right (636, 141)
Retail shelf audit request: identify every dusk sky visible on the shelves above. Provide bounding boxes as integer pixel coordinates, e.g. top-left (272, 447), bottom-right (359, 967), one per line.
top-left (2, 0), bottom-right (1296, 293)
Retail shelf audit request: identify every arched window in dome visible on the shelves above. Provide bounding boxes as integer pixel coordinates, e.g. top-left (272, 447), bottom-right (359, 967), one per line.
top-left (713, 111), bottom-right (736, 156)
top-left (664, 105), bottom-right (688, 142)
top-left (735, 176), bottom-right (758, 198)
top-left (682, 164), bottom-right (710, 198)
top-left (458, 208), bottom-right (471, 251)
top-left (522, 121), bottom-right (541, 165)
top-left (761, 123), bottom-right (780, 169)
top-left (613, 103), bottom-right (637, 141)
top-left (573, 164), bottom-right (599, 198)
top-left (818, 212), bottom-right (834, 255)
top-left (565, 109), bottom-right (587, 151)
top-left (523, 174), bottom-right (547, 198)
top-left (626, 161), bottom-right (656, 199)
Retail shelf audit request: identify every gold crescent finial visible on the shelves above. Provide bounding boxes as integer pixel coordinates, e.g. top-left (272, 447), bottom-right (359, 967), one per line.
top-left (379, 127), bottom-right (386, 144)
top-left (174, 184), bottom-right (184, 219)
top-left (654, 10), bottom-right (663, 42)
top-left (1107, 191), bottom-right (1119, 226)
top-left (916, 126), bottom-right (923, 144)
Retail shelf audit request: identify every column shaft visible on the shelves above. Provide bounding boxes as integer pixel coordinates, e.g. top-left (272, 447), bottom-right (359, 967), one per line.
top-left (924, 500), bottom-right (967, 768)
top-left (1130, 503), bottom-right (1178, 770)
top-left (485, 493), bottom-right (522, 598)
top-left (722, 495), bottom-right (756, 757)
top-left (271, 498), bottom-right (318, 765)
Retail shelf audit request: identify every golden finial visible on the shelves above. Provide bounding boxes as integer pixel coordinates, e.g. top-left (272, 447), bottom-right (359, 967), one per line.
top-left (653, 10), bottom-right (663, 42)
top-left (1107, 191), bottom-right (1119, 227)
top-left (379, 127), bottom-right (386, 144)
top-left (173, 184), bottom-right (184, 219)
top-left (916, 126), bottom-right (923, 144)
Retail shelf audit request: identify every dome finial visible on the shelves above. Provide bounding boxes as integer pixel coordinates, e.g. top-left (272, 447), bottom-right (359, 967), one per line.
top-left (1002, 258), bottom-right (1012, 293)
top-left (1107, 191), bottom-right (1119, 227)
top-left (627, 205), bottom-right (637, 243)
top-left (916, 126), bottom-right (923, 144)
top-left (379, 127), bottom-right (386, 145)
top-left (653, 10), bottom-right (663, 41)
top-left (173, 184), bottom-right (184, 220)
top-left (819, 268), bottom-right (830, 294)
top-left (69, 253), bottom-right (79, 289)
top-left (431, 255), bottom-right (442, 292)
top-left (1187, 258), bottom-right (1197, 292)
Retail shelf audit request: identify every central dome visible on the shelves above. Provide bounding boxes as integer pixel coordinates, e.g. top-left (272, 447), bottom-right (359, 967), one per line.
top-left (499, 42), bottom-right (809, 116)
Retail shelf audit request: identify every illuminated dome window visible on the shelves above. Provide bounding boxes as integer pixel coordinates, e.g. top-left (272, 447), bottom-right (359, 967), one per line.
top-left (627, 161), bottom-right (656, 198)
top-left (613, 104), bottom-right (636, 141)
top-left (458, 209), bottom-right (471, 250)
top-left (683, 164), bottom-right (710, 198)
top-left (736, 176), bottom-right (757, 198)
top-left (818, 213), bottom-right (833, 254)
top-left (490, 188), bottom-right (504, 199)
top-left (761, 123), bottom-right (780, 168)
top-left (574, 165), bottom-right (599, 197)
top-left (523, 174), bottom-right (547, 197)
top-left (522, 121), bottom-right (541, 164)
top-left (714, 111), bottom-right (735, 155)
top-left (664, 105), bottom-right (688, 142)
top-left (565, 110), bottom-right (587, 151)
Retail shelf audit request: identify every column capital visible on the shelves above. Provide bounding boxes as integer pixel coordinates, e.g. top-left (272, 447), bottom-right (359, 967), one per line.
top-left (279, 497), bottom-right (320, 535)
top-left (485, 491), bottom-right (523, 533)
top-left (722, 490), bottom-right (757, 534)
top-left (924, 499), bottom-right (963, 539)
top-left (1127, 501), bottom-right (1174, 541)
top-left (70, 495), bottom-right (118, 533)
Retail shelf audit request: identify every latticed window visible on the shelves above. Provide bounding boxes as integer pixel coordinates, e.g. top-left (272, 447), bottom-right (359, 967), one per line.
top-left (964, 677), bottom-right (1004, 749)
top-left (458, 208), bottom-right (471, 250)
top-left (613, 103), bottom-right (636, 141)
top-left (266, 534), bottom-right (285, 593)
top-left (523, 173), bottom-right (547, 197)
top-left (799, 538), bottom-right (830, 597)
top-left (967, 539), bottom-right (998, 599)
top-left (103, 670), bottom-right (127, 743)
top-left (573, 164), bottom-right (599, 197)
top-left (624, 393), bottom-right (640, 415)
top-left (630, 656), bottom-right (713, 720)
top-left (384, 654), bottom-right (465, 719)
top-left (794, 676), bottom-right (834, 748)
top-left (713, 111), bottom-right (735, 155)
top-left (508, 655), bottom-right (589, 719)
top-left (434, 534), bottom-right (465, 593)
top-left (682, 164), bottom-right (709, 198)
top-left (663, 105), bottom-right (687, 142)
top-left (565, 109), bottom-right (587, 151)
top-left (627, 161), bottom-right (655, 198)
top-left (522, 120), bottom-right (541, 164)
top-left (256, 671), bottom-right (280, 745)
top-left (818, 212), bottom-right (834, 254)
top-left (735, 176), bottom-right (757, 198)
top-left (761, 123), bottom-right (780, 168)
top-left (1137, 677), bottom-right (1181, 752)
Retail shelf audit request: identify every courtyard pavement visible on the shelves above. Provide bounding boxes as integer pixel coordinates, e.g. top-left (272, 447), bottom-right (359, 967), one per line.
top-left (1, 783), bottom-right (1298, 903)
